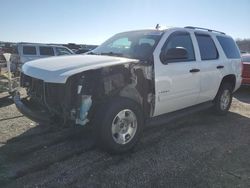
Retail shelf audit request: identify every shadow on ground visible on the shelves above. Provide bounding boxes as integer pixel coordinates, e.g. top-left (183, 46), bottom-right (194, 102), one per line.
top-left (0, 95), bottom-right (13, 108)
top-left (0, 110), bottom-right (250, 188)
top-left (234, 86), bottom-right (250, 104)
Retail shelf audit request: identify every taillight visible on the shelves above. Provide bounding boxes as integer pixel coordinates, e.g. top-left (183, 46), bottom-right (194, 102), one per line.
top-left (241, 61), bottom-right (243, 77)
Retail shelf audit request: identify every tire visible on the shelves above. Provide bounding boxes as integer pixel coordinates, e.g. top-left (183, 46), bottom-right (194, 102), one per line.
top-left (213, 83), bottom-right (233, 115)
top-left (93, 97), bottom-right (143, 154)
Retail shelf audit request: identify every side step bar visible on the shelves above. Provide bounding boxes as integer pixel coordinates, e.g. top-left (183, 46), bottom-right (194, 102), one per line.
top-left (147, 102), bottom-right (213, 127)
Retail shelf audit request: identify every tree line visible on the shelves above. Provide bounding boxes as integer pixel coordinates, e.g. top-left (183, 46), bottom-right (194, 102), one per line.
top-left (236, 39), bottom-right (250, 53)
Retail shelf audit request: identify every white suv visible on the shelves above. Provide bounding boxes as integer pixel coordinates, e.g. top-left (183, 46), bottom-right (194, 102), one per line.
top-left (14, 26), bottom-right (242, 153)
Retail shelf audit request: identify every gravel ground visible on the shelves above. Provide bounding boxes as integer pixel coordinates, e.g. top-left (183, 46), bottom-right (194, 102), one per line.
top-left (0, 87), bottom-right (250, 188)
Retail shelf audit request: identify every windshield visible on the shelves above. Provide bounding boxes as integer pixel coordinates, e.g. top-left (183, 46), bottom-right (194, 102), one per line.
top-left (91, 30), bottom-right (163, 61)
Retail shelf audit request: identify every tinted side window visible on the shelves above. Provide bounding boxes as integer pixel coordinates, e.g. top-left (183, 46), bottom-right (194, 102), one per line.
top-left (56, 47), bottom-right (73, 56)
top-left (23, 46), bottom-right (36, 55)
top-left (161, 32), bottom-right (195, 63)
top-left (39, 46), bottom-right (54, 56)
top-left (195, 34), bottom-right (218, 60)
top-left (216, 36), bottom-right (241, 59)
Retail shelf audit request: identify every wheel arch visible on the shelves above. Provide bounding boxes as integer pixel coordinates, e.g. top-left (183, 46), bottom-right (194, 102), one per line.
top-left (74, 63), bottom-right (154, 120)
top-left (214, 74), bottom-right (236, 101)
top-left (219, 74), bottom-right (236, 91)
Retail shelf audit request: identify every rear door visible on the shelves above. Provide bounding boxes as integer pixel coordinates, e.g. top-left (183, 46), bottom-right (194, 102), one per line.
top-left (153, 30), bottom-right (200, 116)
top-left (194, 33), bottom-right (223, 103)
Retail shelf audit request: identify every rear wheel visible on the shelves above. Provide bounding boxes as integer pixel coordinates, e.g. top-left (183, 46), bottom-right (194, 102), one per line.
top-left (213, 83), bottom-right (233, 115)
top-left (93, 97), bottom-right (143, 153)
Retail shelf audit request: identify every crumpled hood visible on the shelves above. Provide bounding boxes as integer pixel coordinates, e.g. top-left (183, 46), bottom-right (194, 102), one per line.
top-left (22, 55), bottom-right (139, 83)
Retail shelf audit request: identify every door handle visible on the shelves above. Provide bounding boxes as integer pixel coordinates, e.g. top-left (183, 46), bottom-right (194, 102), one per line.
top-left (217, 65), bottom-right (224, 69)
top-left (189, 69), bottom-right (200, 73)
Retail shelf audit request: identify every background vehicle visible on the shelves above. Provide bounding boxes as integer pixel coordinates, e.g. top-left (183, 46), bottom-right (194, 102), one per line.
top-left (75, 48), bottom-right (93, 54)
top-left (11, 43), bottom-right (74, 73)
top-left (15, 27), bottom-right (242, 153)
top-left (75, 45), bottom-right (98, 54)
top-left (0, 48), bottom-right (5, 64)
top-left (241, 54), bottom-right (250, 85)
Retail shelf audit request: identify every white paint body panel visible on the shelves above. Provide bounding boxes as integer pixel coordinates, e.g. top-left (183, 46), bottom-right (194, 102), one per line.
top-left (153, 29), bottom-right (200, 116)
top-left (22, 55), bottom-right (138, 83)
top-left (153, 28), bottom-right (242, 117)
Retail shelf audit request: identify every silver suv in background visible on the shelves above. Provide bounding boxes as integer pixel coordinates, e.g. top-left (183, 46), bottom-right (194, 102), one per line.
top-left (11, 43), bottom-right (74, 73)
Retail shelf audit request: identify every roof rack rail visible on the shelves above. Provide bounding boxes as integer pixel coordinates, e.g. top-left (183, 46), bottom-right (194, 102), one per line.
top-left (18, 42), bottom-right (56, 46)
top-left (185, 26), bottom-right (225, 35)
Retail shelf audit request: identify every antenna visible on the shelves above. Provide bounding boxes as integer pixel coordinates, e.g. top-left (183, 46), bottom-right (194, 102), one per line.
top-left (155, 24), bottom-right (160, 30)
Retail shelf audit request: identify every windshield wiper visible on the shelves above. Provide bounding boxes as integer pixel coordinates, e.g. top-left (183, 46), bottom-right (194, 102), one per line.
top-left (100, 52), bottom-right (124, 57)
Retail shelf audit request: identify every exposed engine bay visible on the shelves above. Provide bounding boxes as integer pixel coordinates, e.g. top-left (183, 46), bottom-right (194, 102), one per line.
top-left (20, 62), bottom-right (155, 125)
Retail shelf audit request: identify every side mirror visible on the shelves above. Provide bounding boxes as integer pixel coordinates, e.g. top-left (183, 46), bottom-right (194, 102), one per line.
top-left (160, 48), bottom-right (188, 63)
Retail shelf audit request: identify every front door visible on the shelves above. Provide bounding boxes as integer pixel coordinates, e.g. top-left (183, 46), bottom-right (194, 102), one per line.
top-left (153, 30), bottom-right (200, 116)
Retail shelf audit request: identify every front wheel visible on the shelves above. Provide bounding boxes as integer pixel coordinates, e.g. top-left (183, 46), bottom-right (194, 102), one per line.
top-left (213, 83), bottom-right (233, 115)
top-left (93, 97), bottom-right (143, 153)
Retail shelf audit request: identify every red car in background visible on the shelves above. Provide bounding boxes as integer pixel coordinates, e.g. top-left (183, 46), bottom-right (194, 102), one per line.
top-left (242, 54), bottom-right (250, 85)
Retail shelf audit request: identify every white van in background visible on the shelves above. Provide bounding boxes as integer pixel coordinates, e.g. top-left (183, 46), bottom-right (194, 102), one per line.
top-left (11, 43), bottom-right (74, 73)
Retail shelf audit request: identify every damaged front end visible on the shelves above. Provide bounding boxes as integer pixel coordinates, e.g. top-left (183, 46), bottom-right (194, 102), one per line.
top-left (15, 60), bottom-right (155, 126)
top-left (14, 73), bottom-right (93, 125)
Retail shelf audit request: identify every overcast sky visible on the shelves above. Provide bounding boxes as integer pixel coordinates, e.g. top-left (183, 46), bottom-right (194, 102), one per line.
top-left (1, 0), bottom-right (250, 44)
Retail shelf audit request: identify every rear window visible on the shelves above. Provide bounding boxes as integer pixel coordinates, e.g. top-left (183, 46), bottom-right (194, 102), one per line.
top-left (216, 36), bottom-right (241, 59)
top-left (39, 46), bottom-right (54, 56)
top-left (195, 34), bottom-right (218, 60)
top-left (23, 46), bottom-right (36, 55)
top-left (242, 56), bottom-right (250, 62)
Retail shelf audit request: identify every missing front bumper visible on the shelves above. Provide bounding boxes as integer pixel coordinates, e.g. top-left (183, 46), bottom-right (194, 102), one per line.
top-left (13, 92), bottom-right (51, 123)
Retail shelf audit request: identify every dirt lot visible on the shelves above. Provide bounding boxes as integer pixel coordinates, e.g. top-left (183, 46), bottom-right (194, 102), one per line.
top-left (0, 87), bottom-right (250, 188)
